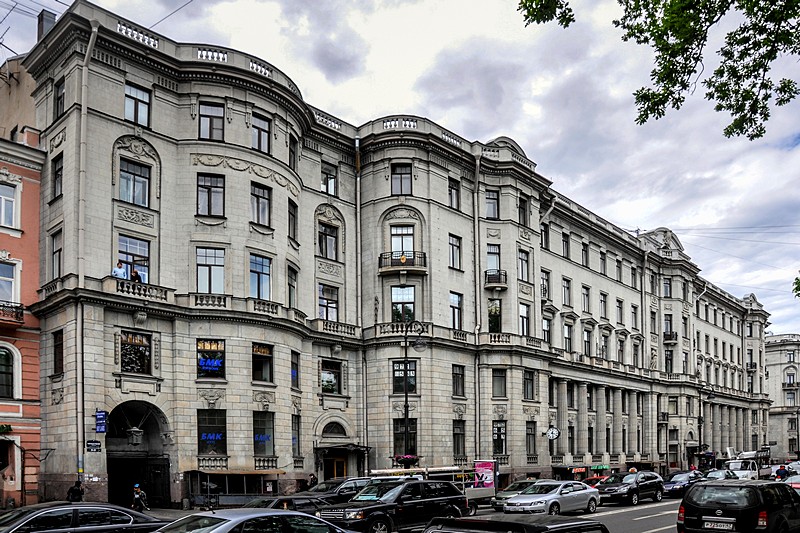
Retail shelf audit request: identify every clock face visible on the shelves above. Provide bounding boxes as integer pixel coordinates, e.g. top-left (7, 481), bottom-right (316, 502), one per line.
top-left (546, 427), bottom-right (560, 440)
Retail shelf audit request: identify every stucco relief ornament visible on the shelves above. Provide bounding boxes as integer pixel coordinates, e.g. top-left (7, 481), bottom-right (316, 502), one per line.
top-left (199, 389), bottom-right (224, 409)
top-left (487, 228), bottom-right (500, 238)
top-left (0, 250), bottom-right (9, 261)
top-left (0, 168), bottom-right (20, 185)
top-left (385, 208), bottom-right (420, 220)
top-left (453, 404), bottom-right (466, 420)
top-left (115, 136), bottom-right (158, 161)
top-left (254, 391), bottom-right (276, 410)
top-left (523, 406), bottom-right (540, 419)
top-left (493, 405), bottom-right (508, 419)
top-left (49, 129), bottom-right (66, 151)
top-left (52, 387), bottom-right (63, 405)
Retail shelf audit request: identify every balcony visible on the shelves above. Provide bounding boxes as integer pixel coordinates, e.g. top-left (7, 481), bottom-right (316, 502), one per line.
top-left (254, 455), bottom-right (278, 470)
top-left (484, 269), bottom-right (508, 291)
top-left (0, 301), bottom-right (23, 324)
top-left (103, 277), bottom-right (175, 303)
top-left (378, 251), bottom-right (427, 275)
top-left (198, 455), bottom-right (229, 470)
top-left (746, 362), bottom-right (757, 372)
top-left (663, 331), bottom-right (678, 344)
top-left (783, 382), bottom-right (798, 389)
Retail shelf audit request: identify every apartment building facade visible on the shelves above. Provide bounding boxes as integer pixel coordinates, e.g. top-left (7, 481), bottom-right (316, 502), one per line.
top-left (766, 334), bottom-right (800, 462)
top-left (7, 0), bottom-right (771, 506)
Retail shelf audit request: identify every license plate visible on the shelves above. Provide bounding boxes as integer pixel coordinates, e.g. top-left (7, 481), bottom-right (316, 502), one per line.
top-left (703, 522), bottom-right (733, 530)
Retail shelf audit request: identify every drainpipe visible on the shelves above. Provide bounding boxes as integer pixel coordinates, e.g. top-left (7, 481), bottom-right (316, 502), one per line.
top-left (355, 135), bottom-right (368, 472)
top-left (538, 195), bottom-right (556, 225)
top-left (76, 19), bottom-right (100, 481)
top-left (472, 152), bottom-right (482, 458)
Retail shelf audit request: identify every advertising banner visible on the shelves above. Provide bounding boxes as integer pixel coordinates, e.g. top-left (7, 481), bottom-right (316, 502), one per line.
top-left (474, 460), bottom-right (495, 488)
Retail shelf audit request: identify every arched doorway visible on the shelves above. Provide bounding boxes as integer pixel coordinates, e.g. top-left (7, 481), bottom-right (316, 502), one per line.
top-left (106, 401), bottom-right (172, 507)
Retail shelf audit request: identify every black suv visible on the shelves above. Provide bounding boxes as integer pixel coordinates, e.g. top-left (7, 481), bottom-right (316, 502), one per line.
top-left (317, 479), bottom-right (468, 533)
top-left (299, 477), bottom-right (371, 504)
top-left (596, 471), bottom-right (663, 505)
top-left (678, 479), bottom-right (800, 533)
top-left (425, 515), bottom-right (610, 533)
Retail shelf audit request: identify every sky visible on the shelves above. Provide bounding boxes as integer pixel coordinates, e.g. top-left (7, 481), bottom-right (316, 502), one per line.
top-left (3, 0), bottom-right (800, 334)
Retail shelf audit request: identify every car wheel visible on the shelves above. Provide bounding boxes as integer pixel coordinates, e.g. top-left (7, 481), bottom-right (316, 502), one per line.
top-left (548, 502), bottom-right (560, 515)
top-left (368, 518), bottom-right (391, 533)
top-left (585, 499), bottom-right (597, 514)
top-left (654, 490), bottom-right (663, 502)
top-left (467, 503), bottom-right (478, 516)
top-left (629, 492), bottom-right (639, 506)
top-left (444, 506), bottom-right (461, 519)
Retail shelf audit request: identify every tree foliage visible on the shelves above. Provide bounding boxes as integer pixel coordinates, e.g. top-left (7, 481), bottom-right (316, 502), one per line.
top-left (516, 0), bottom-right (800, 140)
top-left (794, 276), bottom-right (800, 298)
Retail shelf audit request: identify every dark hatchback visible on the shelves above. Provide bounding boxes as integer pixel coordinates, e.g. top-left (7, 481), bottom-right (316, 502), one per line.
top-left (596, 471), bottom-right (663, 505)
top-left (242, 495), bottom-right (332, 514)
top-left (424, 515), bottom-right (610, 533)
top-left (678, 479), bottom-right (800, 533)
top-left (0, 502), bottom-right (169, 533)
top-left (663, 470), bottom-right (704, 498)
top-left (299, 477), bottom-right (372, 504)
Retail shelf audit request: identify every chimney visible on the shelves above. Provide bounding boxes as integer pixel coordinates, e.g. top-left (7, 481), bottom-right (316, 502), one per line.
top-left (37, 10), bottom-right (56, 41)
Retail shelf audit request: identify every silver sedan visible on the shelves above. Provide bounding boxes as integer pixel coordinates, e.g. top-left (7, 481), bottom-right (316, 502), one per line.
top-left (503, 481), bottom-right (599, 515)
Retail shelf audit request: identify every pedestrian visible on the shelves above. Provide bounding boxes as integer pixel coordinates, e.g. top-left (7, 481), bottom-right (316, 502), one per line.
top-left (66, 480), bottom-right (84, 502)
top-left (776, 465), bottom-right (789, 480)
top-left (131, 483), bottom-right (149, 511)
top-left (112, 261), bottom-right (127, 279)
top-left (130, 269), bottom-right (142, 283)
top-left (309, 473), bottom-right (318, 488)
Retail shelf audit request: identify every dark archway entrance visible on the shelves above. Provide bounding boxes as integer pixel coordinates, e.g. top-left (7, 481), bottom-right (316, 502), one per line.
top-left (106, 401), bottom-right (172, 508)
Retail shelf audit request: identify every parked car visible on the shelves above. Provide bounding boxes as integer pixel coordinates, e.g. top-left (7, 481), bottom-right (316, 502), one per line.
top-left (299, 477), bottom-right (372, 503)
top-left (581, 477), bottom-right (606, 488)
top-left (490, 480), bottom-right (541, 511)
top-left (663, 470), bottom-right (704, 497)
top-left (242, 495), bottom-right (331, 514)
top-left (784, 474), bottom-right (800, 494)
top-left (424, 515), bottom-right (611, 533)
top-left (316, 479), bottom-right (468, 533)
top-left (677, 479), bottom-right (800, 533)
top-left (156, 508), bottom-right (352, 533)
top-left (596, 471), bottom-right (663, 505)
top-left (701, 469), bottom-right (739, 481)
top-left (0, 502), bottom-right (169, 533)
top-left (503, 481), bottom-right (599, 515)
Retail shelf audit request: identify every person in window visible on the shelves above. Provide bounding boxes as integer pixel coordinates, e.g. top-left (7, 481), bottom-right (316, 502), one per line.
top-left (130, 269), bottom-right (142, 283)
top-left (132, 483), bottom-right (149, 511)
top-left (66, 480), bottom-right (84, 502)
top-left (112, 261), bottom-right (127, 279)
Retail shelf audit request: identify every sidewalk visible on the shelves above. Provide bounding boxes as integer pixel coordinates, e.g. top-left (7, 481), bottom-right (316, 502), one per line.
top-left (147, 507), bottom-right (201, 521)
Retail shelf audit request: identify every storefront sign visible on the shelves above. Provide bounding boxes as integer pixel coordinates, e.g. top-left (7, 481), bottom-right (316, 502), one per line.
top-left (95, 410), bottom-right (108, 433)
top-left (591, 464), bottom-right (609, 470)
top-left (86, 440), bottom-right (102, 452)
top-left (570, 467), bottom-right (587, 473)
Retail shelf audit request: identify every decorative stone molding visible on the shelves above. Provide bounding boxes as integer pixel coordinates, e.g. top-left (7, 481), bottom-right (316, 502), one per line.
top-left (0, 168), bottom-right (20, 185)
top-left (292, 396), bottom-right (302, 414)
top-left (134, 311), bottom-right (147, 327)
top-left (199, 389), bottom-right (225, 409)
top-left (0, 250), bottom-right (9, 261)
top-left (523, 406), bottom-right (540, 419)
top-left (114, 333), bottom-right (120, 365)
top-left (117, 205), bottom-right (155, 228)
top-left (519, 284), bottom-right (532, 295)
top-left (519, 228), bottom-right (531, 241)
top-left (487, 228), bottom-right (500, 238)
top-left (192, 153), bottom-right (299, 197)
top-left (317, 260), bottom-right (342, 277)
top-left (49, 129), bottom-right (66, 151)
top-left (385, 208), bottom-right (421, 221)
top-left (161, 432), bottom-right (174, 446)
top-left (254, 391), bottom-right (276, 410)
top-left (392, 401), bottom-right (417, 414)
top-left (52, 387), bottom-right (63, 405)
top-left (493, 405), bottom-right (507, 419)
top-left (153, 337), bottom-right (160, 370)
top-left (453, 404), bottom-right (466, 419)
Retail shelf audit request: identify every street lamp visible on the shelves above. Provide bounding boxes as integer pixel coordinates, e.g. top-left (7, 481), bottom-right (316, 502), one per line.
top-left (697, 385), bottom-right (715, 469)
top-left (402, 320), bottom-right (427, 458)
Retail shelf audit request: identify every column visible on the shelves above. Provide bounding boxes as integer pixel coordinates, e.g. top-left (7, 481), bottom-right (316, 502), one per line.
top-left (577, 382), bottom-right (589, 457)
top-left (628, 390), bottom-right (638, 453)
top-left (726, 407), bottom-right (734, 454)
top-left (613, 388), bottom-right (624, 454)
top-left (641, 392), bottom-right (654, 458)
top-left (703, 400), bottom-right (711, 451)
top-left (557, 379), bottom-right (569, 455)
top-left (712, 403), bottom-right (722, 455)
top-left (735, 408), bottom-right (743, 452)
top-left (597, 385), bottom-right (607, 455)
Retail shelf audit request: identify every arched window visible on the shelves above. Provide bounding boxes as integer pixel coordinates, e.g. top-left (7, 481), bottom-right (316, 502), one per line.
top-left (0, 347), bottom-right (13, 398)
top-left (322, 422), bottom-right (346, 437)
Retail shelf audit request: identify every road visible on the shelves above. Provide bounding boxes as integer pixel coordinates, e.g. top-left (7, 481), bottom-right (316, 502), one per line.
top-left (475, 498), bottom-right (681, 533)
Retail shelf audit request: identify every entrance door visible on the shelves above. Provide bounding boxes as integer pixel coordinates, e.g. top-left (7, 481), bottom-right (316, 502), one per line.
top-left (323, 457), bottom-right (346, 479)
top-left (108, 456), bottom-right (170, 507)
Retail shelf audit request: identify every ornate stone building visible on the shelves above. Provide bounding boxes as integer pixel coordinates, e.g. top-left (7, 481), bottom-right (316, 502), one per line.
top-left (3, 0), bottom-right (771, 506)
top-left (766, 334), bottom-right (800, 461)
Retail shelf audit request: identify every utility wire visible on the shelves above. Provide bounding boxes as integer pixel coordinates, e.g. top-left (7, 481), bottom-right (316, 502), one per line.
top-left (149, 0), bottom-right (194, 29)
top-left (683, 240), bottom-right (796, 274)
top-left (679, 234), bottom-right (800, 246)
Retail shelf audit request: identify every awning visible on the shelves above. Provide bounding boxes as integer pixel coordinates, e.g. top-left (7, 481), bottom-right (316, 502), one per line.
top-left (195, 469), bottom-right (286, 475)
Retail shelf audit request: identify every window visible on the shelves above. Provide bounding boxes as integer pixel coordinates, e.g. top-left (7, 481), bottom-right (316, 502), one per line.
top-left (562, 233), bottom-right (570, 258)
top-left (252, 114), bottom-right (270, 152)
top-left (617, 339), bottom-right (625, 362)
top-left (541, 270), bottom-right (550, 299)
top-left (518, 194), bottom-right (529, 226)
top-left (288, 135), bottom-right (298, 171)
top-left (452, 365), bottom-right (465, 396)
top-left (540, 223), bottom-right (549, 249)
top-left (53, 330), bottom-right (64, 375)
top-left (599, 293), bottom-right (608, 318)
top-left (518, 250), bottom-right (529, 281)
top-left (616, 259), bottom-right (623, 281)
top-left (391, 163), bottom-right (412, 195)
top-left (250, 183), bottom-right (271, 226)
top-left (118, 235), bottom-right (150, 282)
top-left (581, 243), bottom-right (589, 266)
top-left (287, 266), bottom-right (298, 308)
top-left (391, 286), bottom-right (415, 322)
top-left (450, 292), bottom-right (463, 330)
top-left (616, 299), bottom-right (624, 324)
top-left (631, 267), bottom-right (638, 288)
top-left (51, 230), bottom-right (63, 280)
top-left (197, 175), bottom-right (224, 216)
top-left (318, 284), bottom-right (339, 321)
top-left (488, 299), bottom-right (502, 333)
top-left (633, 343), bottom-right (640, 367)
top-left (664, 313), bottom-right (673, 333)
top-left (453, 420), bottom-right (466, 457)
top-left (524, 370), bottom-right (535, 400)
top-left (0, 184), bottom-right (14, 229)
top-left (253, 411), bottom-right (275, 456)
top-left (631, 305), bottom-right (639, 330)
top-left (492, 369), bottom-right (507, 397)
top-left (198, 409), bottom-right (227, 455)
top-left (321, 360), bottom-right (342, 394)
top-left (249, 254), bottom-right (271, 300)
top-left (124, 83), bottom-right (150, 127)
top-left (391, 225), bottom-right (414, 257)
top-left (120, 331), bottom-right (151, 375)
top-left (252, 343), bottom-right (273, 382)
top-left (393, 418), bottom-right (417, 455)
top-left (199, 103), bottom-right (224, 140)
top-left (562, 278), bottom-right (572, 306)
top-left (543, 317), bottom-right (552, 343)
top-left (449, 235), bottom-right (462, 269)
top-left (583, 329), bottom-right (592, 355)
top-left (393, 360), bottom-right (416, 394)
top-left (663, 277), bottom-right (673, 298)
top-left (291, 351), bottom-right (300, 388)
top-left (564, 323), bottom-right (573, 352)
top-left (519, 303), bottom-right (530, 336)
top-left (526, 421), bottom-right (537, 455)
top-left (599, 252), bottom-right (607, 275)
top-left (120, 159), bottom-right (150, 208)
top-left (292, 415), bottom-right (301, 456)
top-left (581, 286), bottom-right (590, 312)
top-left (0, 263), bottom-right (13, 303)
top-left (321, 163), bottom-right (337, 196)
top-left (27, 509), bottom-right (72, 531)
top-left (448, 179), bottom-right (460, 209)
top-left (487, 244), bottom-right (501, 273)
top-left (288, 200), bottom-right (298, 241)
top-left (197, 248), bottom-right (224, 293)
top-left (54, 78), bottom-right (65, 118)
top-left (318, 223), bottom-right (339, 260)
top-left (485, 190), bottom-right (499, 219)
top-left (197, 339), bottom-right (225, 379)
top-left (492, 420), bottom-right (507, 454)
top-left (52, 154), bottom-right (63, 198)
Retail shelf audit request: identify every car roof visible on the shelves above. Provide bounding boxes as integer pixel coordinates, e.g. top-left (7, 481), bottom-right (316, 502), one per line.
top-left (179, 509), bottom-right (314, 519)
top-left (694, 479), bottom-right (782, 487)
top-left (0, 502), bottom-right (165, 522)
top-left (427, 516), bottom-right (609, 533)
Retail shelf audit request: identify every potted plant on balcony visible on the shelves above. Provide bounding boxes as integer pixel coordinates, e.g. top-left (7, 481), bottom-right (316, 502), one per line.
top-left (394, 454), bottom-right (419, 468)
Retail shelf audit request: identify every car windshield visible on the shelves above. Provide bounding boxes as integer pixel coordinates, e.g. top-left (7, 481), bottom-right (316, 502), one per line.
top-left (666, 473), bottom-right (690, 482)
top-left (684, 486), bottom-right (758, 507)
top-left (785, 475), bottom-right (800, 483)
top-left (725, 461), bottom-right (746, 470)
top-left (601, 473), bottom-right (635, 484)
top-left (504, 481), bottom-right (533, 492)
top-left (158, 515), bottom-right (228, 533)
top-left (704, 471), bottom-right (726, 479)
top-left (521, 484), bottom-right (560, 495)
top-left (307, 480), bottom-right (342, 493)
top-left (352, 482), bottom-right (404, 501)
